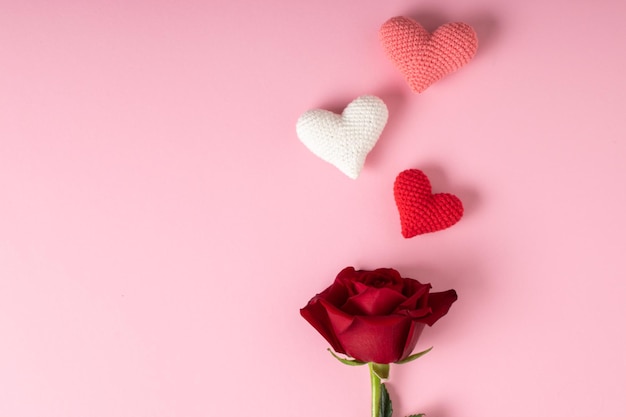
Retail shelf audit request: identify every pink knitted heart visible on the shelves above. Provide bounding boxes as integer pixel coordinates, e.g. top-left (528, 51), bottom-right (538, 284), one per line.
top-left (379, 16), bottom-right (478, 93)
top-left (394, 169), bottom-right (463, 237)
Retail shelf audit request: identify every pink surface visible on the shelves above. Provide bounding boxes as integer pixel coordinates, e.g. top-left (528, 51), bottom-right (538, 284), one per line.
top-left (1, 1), bottom-right (626, 416)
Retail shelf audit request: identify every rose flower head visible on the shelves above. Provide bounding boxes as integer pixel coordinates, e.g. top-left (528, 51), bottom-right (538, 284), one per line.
top-left (301, 267), bottom-right (457, 364)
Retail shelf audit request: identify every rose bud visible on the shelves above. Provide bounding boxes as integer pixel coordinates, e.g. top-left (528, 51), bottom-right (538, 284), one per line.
top-left (301, 267), bottom-right (457, 364)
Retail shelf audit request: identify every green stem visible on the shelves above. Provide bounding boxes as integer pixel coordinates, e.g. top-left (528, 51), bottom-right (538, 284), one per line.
top-left (369, 363), bottom-right (382, 417)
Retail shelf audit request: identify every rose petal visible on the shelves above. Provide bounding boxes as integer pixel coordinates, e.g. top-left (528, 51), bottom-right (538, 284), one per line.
top-left (420, 289), bottom-right (458, 326)
top-left (331, 266), bottom-right (356, 297)
top-left (359, 269), bottom-right (404, 291)
top-left (335, 266), bottom-right (358, 285)
top-left (337, 315), bottom-right (411, 363)
top-left (300, 299), bottom-right (347, 354)
top-left (400, 306), bottom-right (432, 319)
top-left (322, 299), bottom-right (355, 334)
top-left (341, 286), bottom-right (407, 315)
top-left (336, 267), bottom-right (360, 296)
top-left (400, 321), bottom-right (426, 360)
top-left (322, 277), bottom-right (350, 306)
top-left (398, 282), bottom-right (430, 310)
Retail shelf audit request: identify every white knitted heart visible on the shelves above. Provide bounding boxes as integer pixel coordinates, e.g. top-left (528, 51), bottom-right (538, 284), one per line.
top-left (296, 95), bottom-right (389, 179)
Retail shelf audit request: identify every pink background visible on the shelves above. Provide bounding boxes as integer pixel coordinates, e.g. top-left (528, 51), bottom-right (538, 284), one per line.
top-left (1, 1), bottom-right (625, 416)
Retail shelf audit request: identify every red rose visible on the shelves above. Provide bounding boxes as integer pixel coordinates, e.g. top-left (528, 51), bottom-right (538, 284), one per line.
top-left (300, 267), bottom-right (457, 364)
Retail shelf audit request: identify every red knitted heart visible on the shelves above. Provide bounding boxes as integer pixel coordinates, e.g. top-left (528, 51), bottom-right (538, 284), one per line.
top-left (394, 169), bottom-right (463, 237)
top-left (379, 16), bottom-right (478, 93)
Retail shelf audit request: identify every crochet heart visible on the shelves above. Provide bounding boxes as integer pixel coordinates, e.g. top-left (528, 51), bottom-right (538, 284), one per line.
top-left (394, 169), bottom-right (463, 237)
top-left (296, 95), bottom-right (388, 179)
top-left (379, 16), bottom-right (478, 93)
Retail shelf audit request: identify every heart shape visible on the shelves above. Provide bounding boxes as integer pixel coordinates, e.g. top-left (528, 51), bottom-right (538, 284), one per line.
top-left (296, 95), bottom-right (388, 179)
top-left (394, 169), bottom-right (463, 237)
top-left (379, 16), bottom-right (478, 93)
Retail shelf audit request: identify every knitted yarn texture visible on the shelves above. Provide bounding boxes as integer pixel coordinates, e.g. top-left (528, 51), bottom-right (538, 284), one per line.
top-left (394, 169), bottom-right (464, 237)
top-left (296, 95), bottom-right (388, 179)
top-left (380, 16), bottom-right (478, 93)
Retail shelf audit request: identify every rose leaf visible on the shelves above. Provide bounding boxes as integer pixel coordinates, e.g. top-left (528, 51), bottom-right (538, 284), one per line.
top-left (380, 383), bottom-right (393, 417)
